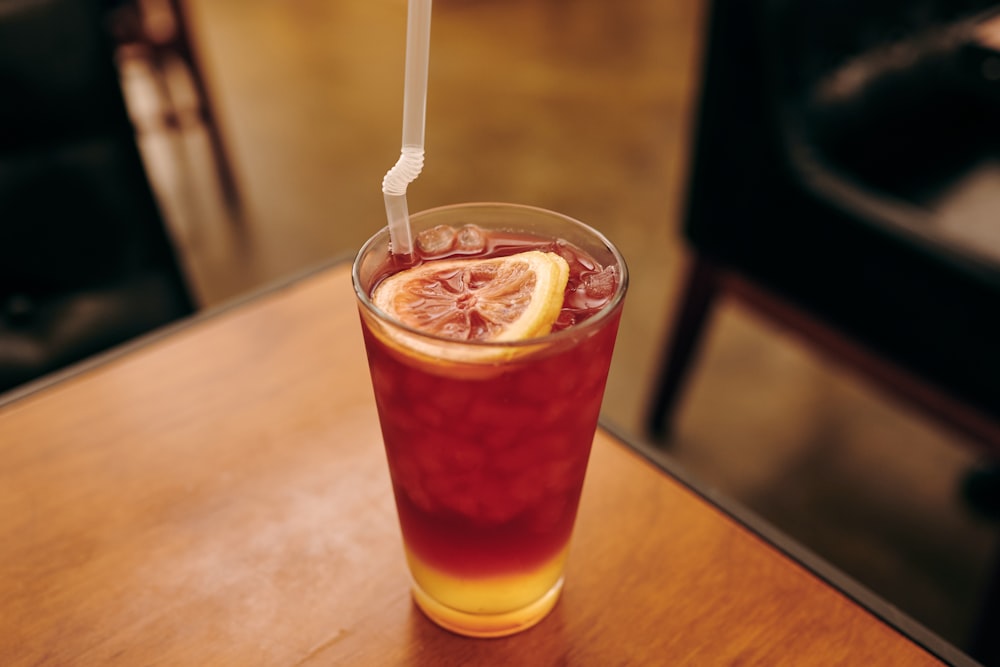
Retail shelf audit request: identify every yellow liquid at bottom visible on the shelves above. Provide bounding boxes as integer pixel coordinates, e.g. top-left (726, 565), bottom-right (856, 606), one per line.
top-left (405, 545), bottom-right (570, 637)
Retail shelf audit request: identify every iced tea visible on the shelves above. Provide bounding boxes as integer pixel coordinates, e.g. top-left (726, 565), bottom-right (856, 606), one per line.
top-left (353, 203), bottom-right (627, 637)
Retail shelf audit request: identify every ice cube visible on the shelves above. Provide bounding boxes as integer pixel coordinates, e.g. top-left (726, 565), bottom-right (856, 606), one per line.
top-left (476, 478), bottom-right (522, 523)
top-left (416, 224), bottom-right (456, 256)
top-left (582, 267), bottom-right (616, 301)
top-left (405, 478), bottom-right (435, 513)
top-left (508, 466), bottom-right (545, 506)
top-left (447, 439), bottom-right (486, 471)
top-left (454, 224), bottom-right (487, 253)
top-left (554, 310), bottom-right (576, 330)
top-left (529, 495), bottom-right (569, 533)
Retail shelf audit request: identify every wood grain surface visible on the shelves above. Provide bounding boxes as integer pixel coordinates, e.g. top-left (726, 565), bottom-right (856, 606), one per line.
top-left (0, 263), bottom-right (944, 666)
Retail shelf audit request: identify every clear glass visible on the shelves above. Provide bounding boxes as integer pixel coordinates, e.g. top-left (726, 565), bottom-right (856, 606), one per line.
top-left (353, 202), bottom-right (628, 637)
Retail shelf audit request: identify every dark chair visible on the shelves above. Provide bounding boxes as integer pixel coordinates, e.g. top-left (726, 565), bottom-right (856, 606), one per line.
top-left (646, 0), bottom-right (1000, 661)
top-left (0, 0), bottom-right (196, 395)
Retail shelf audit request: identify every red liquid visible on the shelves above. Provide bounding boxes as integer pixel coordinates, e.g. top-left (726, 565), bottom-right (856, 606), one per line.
top-left (360, 225), bottom-right (623, 595)
top-left (363, 317), bottom-right (619, 575)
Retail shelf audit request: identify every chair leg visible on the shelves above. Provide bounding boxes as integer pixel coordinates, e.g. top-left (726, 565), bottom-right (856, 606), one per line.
top-left (969, 541), bottom-right (1000, 666)
top-left (646, 255), bottom-right (722, 443)
top-left (110, 0), bottom-right (242, 215)
top-left (165, 0), bottom-right (241, 213)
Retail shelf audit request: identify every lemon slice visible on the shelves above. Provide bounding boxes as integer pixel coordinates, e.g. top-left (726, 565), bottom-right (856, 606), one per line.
top-left (370, 250), bottom-right (569, 367)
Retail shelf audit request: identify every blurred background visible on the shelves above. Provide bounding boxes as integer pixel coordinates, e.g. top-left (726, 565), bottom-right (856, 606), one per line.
top-left (3, 0), bottom-right (998, 658)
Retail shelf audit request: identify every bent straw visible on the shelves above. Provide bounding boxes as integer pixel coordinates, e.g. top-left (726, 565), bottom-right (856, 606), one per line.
top-left (382, 0), bottom-right (433, 258)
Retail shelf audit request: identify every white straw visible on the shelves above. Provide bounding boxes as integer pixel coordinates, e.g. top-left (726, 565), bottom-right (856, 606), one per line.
top-left (382, 0), bottom-right (433, 257)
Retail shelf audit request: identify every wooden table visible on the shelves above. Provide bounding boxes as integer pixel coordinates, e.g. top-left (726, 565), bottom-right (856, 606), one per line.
top-left (0, 262), bottom-right (974, 666)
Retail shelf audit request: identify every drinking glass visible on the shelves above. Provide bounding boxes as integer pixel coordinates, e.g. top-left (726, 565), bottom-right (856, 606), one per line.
top-left (353, 202), bottom-right (628, 637)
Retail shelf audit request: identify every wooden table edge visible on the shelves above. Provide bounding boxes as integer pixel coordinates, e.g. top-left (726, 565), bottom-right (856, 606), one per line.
top-left (0, 255), bottom-right (980, 667)
top-left (0, 253), bottom-right (357, 411)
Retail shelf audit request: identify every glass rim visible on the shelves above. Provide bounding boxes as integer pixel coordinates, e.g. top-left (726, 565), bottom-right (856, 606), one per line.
top-left (352, 202), bottom-right (629, 350)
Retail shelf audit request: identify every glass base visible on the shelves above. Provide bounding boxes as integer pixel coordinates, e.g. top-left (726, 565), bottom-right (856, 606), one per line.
top-left (411, 575), bottom-right (564, 638)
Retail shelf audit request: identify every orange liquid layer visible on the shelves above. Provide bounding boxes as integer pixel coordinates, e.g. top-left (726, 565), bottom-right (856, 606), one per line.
top-left (406, 545), bottom-right (569, 637)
